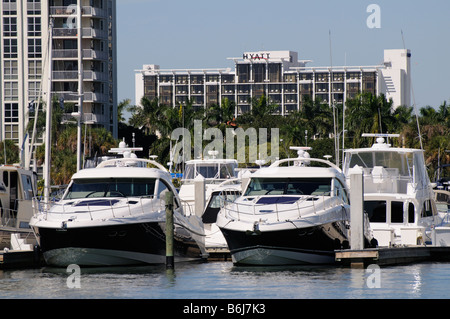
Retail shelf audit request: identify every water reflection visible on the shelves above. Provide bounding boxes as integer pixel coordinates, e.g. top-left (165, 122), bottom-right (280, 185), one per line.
top-left (1, 261), bottom-right (450, 299)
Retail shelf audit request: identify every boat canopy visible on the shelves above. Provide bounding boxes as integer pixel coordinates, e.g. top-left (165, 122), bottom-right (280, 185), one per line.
top-left (182, 159), bottom-right (238, 182)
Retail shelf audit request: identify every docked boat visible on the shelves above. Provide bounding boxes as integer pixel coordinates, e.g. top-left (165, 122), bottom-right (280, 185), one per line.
top-left (343, 134), bottom-right (439, 247)
top-left (202, 182), bottom-right (241, 252)
top-left (216, 147), bottom-right (353, 265)
top-left (29, 142), bottom-right (207, 267)
top-left (434, 189), bottom-right (450, 219)
top-left (178, 152), bottom-right (239, 216)
top-left (178, 151), bottom-right (244, 250)
top-left (0, 165), bottom-right (38, 251)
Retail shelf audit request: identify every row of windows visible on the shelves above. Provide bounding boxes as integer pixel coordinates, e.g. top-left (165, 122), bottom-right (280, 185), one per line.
top-left (146, 71), bottom-right (377, 84)
top-left (144, 80), bottom-right (375, 99)
top-left (3, 60), bottom-right (42, 80)
top-left (2, 0), bottom-right (41, 16)
top-left (3, 38), bottom-right (41, 58)
top-left (3, 17), bottom-right (41, 37)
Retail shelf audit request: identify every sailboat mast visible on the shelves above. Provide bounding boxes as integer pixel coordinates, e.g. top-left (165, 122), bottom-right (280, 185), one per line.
top-left (43, 19), bottom-right (54, 203)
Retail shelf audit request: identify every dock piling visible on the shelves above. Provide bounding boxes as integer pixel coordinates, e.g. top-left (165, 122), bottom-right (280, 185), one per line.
top-left (349, 166), bottom-right (364, 251)
top-left (194, 174), bottom-right (205, 217)
top-left (165, 191), bottom-right (175, 270)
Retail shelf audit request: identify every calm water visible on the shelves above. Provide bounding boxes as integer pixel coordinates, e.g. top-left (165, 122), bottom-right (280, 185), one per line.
top-left (1, 261), bottom-right (450, 300)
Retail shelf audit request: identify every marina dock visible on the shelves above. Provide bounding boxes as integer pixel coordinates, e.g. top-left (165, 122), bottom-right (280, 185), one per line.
top-left (336, 246), bottom-right (450, 268)
top-left (0, 248), bottom-right (42, 269)
top-left (206, 247), bottom-right (232, 261)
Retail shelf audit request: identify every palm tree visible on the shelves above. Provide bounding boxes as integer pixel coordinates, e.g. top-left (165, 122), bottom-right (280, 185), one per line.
top-left (128, 97), bottom-right (164, 136)
top-left (117, 98), bottom-right (131, 124)
top-left (345, 93), bottom-right (396, 148)
top-left (236, 95), bottom-right (279, 127)
top-left (0, 140), bottom-right (19, 164)
top-left (302, 96), bottom-right (334, 139)
top-left (205, 98), bottom-right (236, 129)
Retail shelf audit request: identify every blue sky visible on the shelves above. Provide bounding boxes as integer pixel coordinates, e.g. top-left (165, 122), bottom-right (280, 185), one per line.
top-left (117, 0), bottom-right (450, 111)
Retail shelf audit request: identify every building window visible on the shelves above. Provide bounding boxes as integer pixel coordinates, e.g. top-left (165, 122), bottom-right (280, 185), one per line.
top-left (284, 74), bottom-right (296, 82)
top-left (2, 0), bottom-right (17, 15)
top-left (27, 0), bottom-right (41, 15)
top-left (4, 82), bottom-right (18, 101)
top-left (27, 17), bottom-right (41, 36)
top-left (268, 64), bottom-right (281, 83)
top-left (4, 124), bottom-right (19, 142)
top-left (143, 76), bottom-right (157, 99)
top-left (237, 64), bottom-right (250, 83)
top-left (253, 64), bottom-right (265, 83)
top-left (4, 103), bottom-right (19, 123)
top-left (28, 81), bottom-right (41, 100)
top-left (28, 60), bottom-right (42, 79)
top-left (28, 38), bottom-right (42, 58)
top-left (4, 60), bottom-right (18, 80)
top-left (3, 17), bottom-right (17, 36)
top-left (299, 73), bottom-right (313, 81)
top-left (3, 38), bottom-right (18, 58)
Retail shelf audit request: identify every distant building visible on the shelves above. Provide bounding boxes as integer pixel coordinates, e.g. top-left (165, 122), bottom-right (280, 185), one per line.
top-left (135, 49), bottom-right (411, 115)
top-left (0, 0), bottom-right (117, 169)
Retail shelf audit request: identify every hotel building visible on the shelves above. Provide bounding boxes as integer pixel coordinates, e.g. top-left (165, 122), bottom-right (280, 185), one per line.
top-left (0, 0), bottom-right (117, 166)
top-left (135, 49), bottom-right (411, 116)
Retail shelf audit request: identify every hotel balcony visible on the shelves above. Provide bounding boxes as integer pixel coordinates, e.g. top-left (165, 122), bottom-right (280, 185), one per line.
top-left (50, 6), bottom-right (107, 18)
top-left (52, 49), bottom-right (108, 60)
top-left (52, 71), bottom-right (108, 82)
top-left (53, 91), bottom-right (109, 103)
top-left (61, 112), bottom-right (108, 125)
top-left (53, 27), bottom-right (107, 39)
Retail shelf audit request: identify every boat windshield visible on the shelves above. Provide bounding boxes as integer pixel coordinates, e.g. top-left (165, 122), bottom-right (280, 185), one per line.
top-left (183, 162), bottom-right (237, 181)
top-left (244, 178), bottom-right (332, 196)
top-left (202, 190), bottom-right (241, 223)
top-left (345, 151), bottom-right (413, 177)
top-left (64, 178), bottom-right (156, 199)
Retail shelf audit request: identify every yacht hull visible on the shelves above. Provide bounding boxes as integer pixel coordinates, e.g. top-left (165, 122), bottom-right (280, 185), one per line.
top-left (220, 222), bottom-right (347, 265)
top-left (33, 222), bottom-right (204, 267)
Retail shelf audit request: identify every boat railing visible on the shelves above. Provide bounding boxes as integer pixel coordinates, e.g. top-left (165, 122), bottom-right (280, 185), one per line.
top-left (31, 195), bottom-right (166, 221)
top-left (0, 207), bottom-right (19, 228)
top-left (222, 190), bottom-right (346, 222)
top-left (181, 200), bottom-right (195, 216)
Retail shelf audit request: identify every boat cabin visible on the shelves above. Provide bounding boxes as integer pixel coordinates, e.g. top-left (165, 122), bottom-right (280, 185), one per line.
top-left (343, 135), bottom-right (437, 246)
top-left (182, 159), bottom-right (238, 184)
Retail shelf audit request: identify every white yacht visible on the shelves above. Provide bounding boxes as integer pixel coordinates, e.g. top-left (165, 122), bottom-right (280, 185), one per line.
top-left (201, 182), bottom-right (241, 251)
top-left (177, 152), bottom-right (243, 250)
top-left (343, 134), bottom-right (439, 247)
top-left (30, 143), bottom-right (207, 267)
top-left (178, 152), bottom-right (239, 216)
top-left (216, 148), bottom-right (354, 265)
top-left (0, 165), bottom-right (37, 251)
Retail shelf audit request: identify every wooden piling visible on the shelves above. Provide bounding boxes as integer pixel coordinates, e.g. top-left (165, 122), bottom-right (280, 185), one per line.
top-left (165, 191), bottom-right (175, 269)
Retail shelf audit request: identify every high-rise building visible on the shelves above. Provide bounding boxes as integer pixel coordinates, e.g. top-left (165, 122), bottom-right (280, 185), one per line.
top-left (135, 49), bottom-right (411, 116)
top-left (0, 0), bottom-right (117, 168)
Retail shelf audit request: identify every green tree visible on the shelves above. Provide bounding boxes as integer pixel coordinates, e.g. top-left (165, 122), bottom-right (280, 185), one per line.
top-left (205, 98), bottom-right (236, 129)
top-left (0, 140), bottom-right (20, 164)
top-left (117, 98), bottom-right (131, 124)
top-left (128, 97), bottom-right (165, 136)
top-left (345, 93), bottom-right (396, 148)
